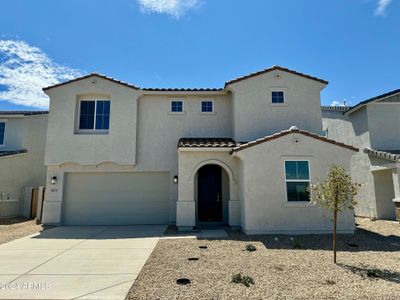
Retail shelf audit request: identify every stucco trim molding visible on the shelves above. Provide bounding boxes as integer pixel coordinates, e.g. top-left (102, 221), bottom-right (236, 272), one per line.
top-left (57, 161), bottom-right (135, 168)
top-left (189, 159), bottom-right (237, 184)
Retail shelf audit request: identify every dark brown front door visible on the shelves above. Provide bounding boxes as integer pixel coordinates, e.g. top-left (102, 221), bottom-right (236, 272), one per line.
top-left (198, 165), bottom-right (222, 222)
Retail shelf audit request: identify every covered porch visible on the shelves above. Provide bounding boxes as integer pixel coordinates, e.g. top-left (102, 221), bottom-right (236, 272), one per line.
top-left (365, 148), bottom-right (400, 221)
top-left (175, 138), bottom-right (241, 230)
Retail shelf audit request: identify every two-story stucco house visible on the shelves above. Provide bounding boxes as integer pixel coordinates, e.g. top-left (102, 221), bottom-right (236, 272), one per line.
top-left (0, 111), bottom-right (48, 217)
top-left (40, 66), bottom-right (358, 234)
top-left (322, 89), bottom-right (400, 220)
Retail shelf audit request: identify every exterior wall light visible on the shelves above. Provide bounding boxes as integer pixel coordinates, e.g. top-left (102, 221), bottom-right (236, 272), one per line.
top-left (173, 175), bottom-right (178, 184)
top-left (50, 176), bottom-right (57, 185)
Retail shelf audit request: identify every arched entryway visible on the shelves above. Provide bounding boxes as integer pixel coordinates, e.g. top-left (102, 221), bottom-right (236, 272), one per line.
top-left (196, 164), bottom-right (230, 223)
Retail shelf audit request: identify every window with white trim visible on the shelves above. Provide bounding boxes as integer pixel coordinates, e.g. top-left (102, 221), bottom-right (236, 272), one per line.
top-left (0, 122), bottom-right (5, 145)
top-left (201, 100), bottom-right (213, 113)
top-left (171, 100), bottom-right (183, 113)
top-left (272, 91), bottom-right (285, 104)
top-left (285, 160), bottom-right (310, 201)
top-left (79, 100), bottom-right (110, 131)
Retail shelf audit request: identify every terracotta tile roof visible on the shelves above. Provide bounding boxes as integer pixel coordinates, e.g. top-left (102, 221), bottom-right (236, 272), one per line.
top-left (346, 89), bottom-right (400, 115)
top-left (225, 66), bottom-right (328, 87)
top-left (321, 106), bottom-right (349, 112)
top-left (42, 66), bottom-right (328, 92)
top-left (364, 148), bottom-right (400, 162)
top-left (142, 88), bottom-right (223, 92)
top-left (178, 138), bottom-right (243, 148)
top-left (0, 111), bottom-right (48, 116)
top-left (42, 73), bottom-right (140, 91)
top-left (231, 126), bottom-right (358, 153)
top-left (0, 149), bottom-right (28, 158)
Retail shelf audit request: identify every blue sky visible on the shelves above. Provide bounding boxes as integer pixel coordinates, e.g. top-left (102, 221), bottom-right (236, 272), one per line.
top-left (0, 0), bottom-right (398, 110)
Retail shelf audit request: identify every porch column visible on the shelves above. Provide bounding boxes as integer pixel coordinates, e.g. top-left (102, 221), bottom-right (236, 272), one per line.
top-left (392, 166), bottom-right (400, 221)
top-left (176, 153), bottom-right (196, 231)
top-left (41, 166), bottom-right (64, 225)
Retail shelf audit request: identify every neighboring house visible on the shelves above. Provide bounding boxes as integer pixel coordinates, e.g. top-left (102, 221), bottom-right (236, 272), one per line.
top-left (41, 66), bottom-right (358, 234)
top-left (322, 89), bottom-right (400, 220)
top-left (0, 111), bottom-right (48, 217)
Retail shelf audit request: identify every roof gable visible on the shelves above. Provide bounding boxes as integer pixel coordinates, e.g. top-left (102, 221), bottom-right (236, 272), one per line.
top-left (42, 73), bottom-right (140, 92)
top-left (231, 126), bottom-right (358, 153)
top-left (42, 66), bottom-right (328, 93)
top-left (224, 66), bottom-right (328, 87)
top-left (346, 89), bottom-right (400, 115)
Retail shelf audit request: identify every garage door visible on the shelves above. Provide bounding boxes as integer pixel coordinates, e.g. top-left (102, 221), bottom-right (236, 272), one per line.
top-left (62, 172), bottom-right (170, 225)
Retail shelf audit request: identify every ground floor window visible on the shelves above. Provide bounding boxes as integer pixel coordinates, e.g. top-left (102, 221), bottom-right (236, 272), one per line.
top-left (285, 160), bottom-right (310, 201)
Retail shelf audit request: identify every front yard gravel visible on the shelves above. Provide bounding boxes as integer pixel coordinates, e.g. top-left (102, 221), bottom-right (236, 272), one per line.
top-left (127, 218), bottom-right (400, 300)
top-left (0, 217), bottom-right (48, 245)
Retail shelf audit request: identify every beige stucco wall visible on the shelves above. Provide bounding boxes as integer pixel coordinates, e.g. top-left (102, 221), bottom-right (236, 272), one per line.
top-left (43, 72), bottom-right (344, 230)
top-left (228, 70), bottom-right (325, 141)
top-left (322, 103), bottom-right (400, 219)
top-left (234, 133), bottom-right (356, 234)
top-left (44, 77), bottom-right (140, 166)
top-left (42, 82), bottom-right (233, 224)
top-left (136, 93), bottom-right (232, 221)
top-left (322, 108), bottom-right (375, 217)
top-left (0, 118), bottom-right (24, 151)
top-left (367, 103), bottom-right (400, 151)
top-left (0, 115), bottom-right (48, 216)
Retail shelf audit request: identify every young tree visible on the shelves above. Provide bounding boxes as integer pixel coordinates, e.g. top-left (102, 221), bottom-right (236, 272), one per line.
top-left (309, 165), bottom-right (359, 264)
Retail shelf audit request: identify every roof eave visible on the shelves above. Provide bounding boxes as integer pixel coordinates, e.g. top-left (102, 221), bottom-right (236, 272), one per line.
top-left (224, 66), bottom-right (329, 87)
top-left (231, 128), bottom-right (358, 154)
top-left (345, 89), bottom-right (400, 115)
top-left (42, 73), bottom-right (140, 92)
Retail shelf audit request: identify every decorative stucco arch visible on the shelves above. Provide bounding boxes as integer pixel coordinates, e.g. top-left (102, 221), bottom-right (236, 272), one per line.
top-left (189, 159), bottom-right (237, 184)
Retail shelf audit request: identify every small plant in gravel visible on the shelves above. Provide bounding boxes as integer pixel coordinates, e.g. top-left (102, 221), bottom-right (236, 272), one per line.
top-left (291, 238), bottom-right (302, 249)
top-left (325, 279), bottom-right (336, 285)
top-left (232, 273), bottom-right (255, 287)
top-left (273, 265), bottom-right (284, 271)
top-left (367, 269), bottom-right (383, 278)
top-left (245, 244), bottom-right (257, 252)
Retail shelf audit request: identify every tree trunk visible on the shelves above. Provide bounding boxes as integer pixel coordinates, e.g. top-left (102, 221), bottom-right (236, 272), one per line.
top-left (333, 207), bottom-right (337, 264)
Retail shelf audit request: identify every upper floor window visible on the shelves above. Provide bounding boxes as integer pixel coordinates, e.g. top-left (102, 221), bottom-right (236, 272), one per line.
top-left (272, 91), bottom-right (285, 104)
top-left (285, 160), bottom-right (310, 202)
top-left (79, 100), bottom-right (110, 131)
top-left (201, 100), bottom-right (213, 113)
top-left (170, 100), bottom-right (184, 113)
top-left (0, 122), bottom-right (5, 145)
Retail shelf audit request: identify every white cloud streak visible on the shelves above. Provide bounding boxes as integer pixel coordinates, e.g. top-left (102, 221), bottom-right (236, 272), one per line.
top-left (375, 0), bottom-right (392, 16)
top-left (137, 0), bottom-right (201, 18)
top-left (330, 100), bottom-right (351, 107)
top-left (0, 40), bottom-right (82, 108)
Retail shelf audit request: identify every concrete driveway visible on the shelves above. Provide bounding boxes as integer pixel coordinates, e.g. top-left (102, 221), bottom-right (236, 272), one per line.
top-left (0, 225), bottom-right (167, 300)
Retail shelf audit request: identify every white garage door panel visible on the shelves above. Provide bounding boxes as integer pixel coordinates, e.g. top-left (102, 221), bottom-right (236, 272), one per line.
top-left (63, 172), bottom-right (170, 225)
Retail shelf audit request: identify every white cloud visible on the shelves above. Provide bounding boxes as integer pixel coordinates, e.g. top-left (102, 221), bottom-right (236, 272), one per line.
top-left (0, 40), bottom-right (82, 108)
top-left (374, 0), bottom-right (392, 16)
top-left (137, 0), bottom-right (201, 18)
top-left (330, 100), bottom-right (349, 107)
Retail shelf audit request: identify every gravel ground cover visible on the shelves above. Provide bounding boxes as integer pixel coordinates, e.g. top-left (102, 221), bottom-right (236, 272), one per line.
top-left (127, 218), bottom-right (400, 300)
top-left (0, 217), bottom-right (49, 245)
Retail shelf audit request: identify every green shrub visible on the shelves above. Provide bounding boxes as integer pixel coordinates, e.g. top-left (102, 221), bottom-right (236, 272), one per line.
top-left (367, 269), bottom-right (382, 278)
top-left (291, 238), bottom-right (302, 249)
top-left (231, 273), bottom-right (255, 287)
top-left (245, 244), bottom-right (257, 252)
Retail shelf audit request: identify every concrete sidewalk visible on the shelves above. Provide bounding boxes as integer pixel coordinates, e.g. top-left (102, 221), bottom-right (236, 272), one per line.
top-left (0, 225), bottom-right (166, 300)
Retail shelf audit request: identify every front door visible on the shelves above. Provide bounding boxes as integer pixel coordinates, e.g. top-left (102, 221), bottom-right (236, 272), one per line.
top-left (198, 165), bottom-right (222, 222)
